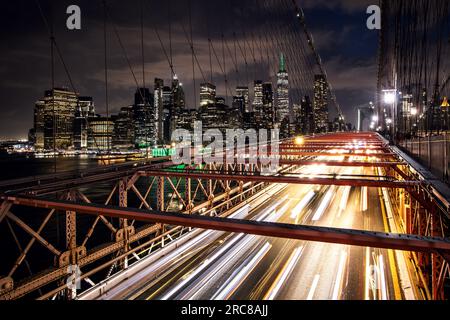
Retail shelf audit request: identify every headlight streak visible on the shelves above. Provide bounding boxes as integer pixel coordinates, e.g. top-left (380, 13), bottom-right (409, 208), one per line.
top-left (212, 242), bottom-right (272, 300)
top-left (263, 246), bottom-right (304, 300)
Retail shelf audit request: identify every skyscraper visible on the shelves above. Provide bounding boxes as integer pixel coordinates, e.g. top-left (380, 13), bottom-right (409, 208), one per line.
top-left (262, 82), bottom-right (275, 129)
top-left (313, 74), bottom-right (329, 133)
top-left (88, 116), bottom-right (115, 151)
top-left (299, 95), bottom-right (315, 135)
top-left (236, 86), bottom-right (250, 112)
top-left (253, 80), bottom-right (264, 127)
top-left (276, 53), bottom-right (290, 124)
top-left (33, 100), bottom-right (45, 150)
top-left (232, 95), bottom-right (245, 114)
top-left (74, 96), bottom-right (95, 150)
top-left (154, 78), bottom-right (164, 144)
top-left (42, 88), bottom-right (78, 150)
top-left (253, 81), bottom-right (263, 114)
top-left (162, 86), bottom-right (173, 143)
top-left (200, 82), bottom-right (216, 107)
top-left (171, 76), bottom-right (186, 136)
top-left (113, 106), bottom-right (134, 150)
top-left (133, 88), bottom-right (155, 148)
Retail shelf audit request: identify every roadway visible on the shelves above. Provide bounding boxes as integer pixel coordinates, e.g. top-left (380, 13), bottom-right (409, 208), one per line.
top-left (85, 151), bottom-right (415, 300)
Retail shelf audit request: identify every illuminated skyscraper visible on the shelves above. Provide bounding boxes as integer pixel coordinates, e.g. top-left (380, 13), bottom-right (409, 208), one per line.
top-left (171, 76), bottom-right (186, 136)
top-left (33, 100), bottom-right (45, 150)
top-left (162, 86), bottom-right (173, 143)
top-left (236, 86), bottom-right (250, 112)
top-left (74, 96), bottom-right (95, 150)
top-left (313, 74), bottom-right (329, 132)
top-left (262, 82), bottom-right (275, 129)
top-left (113, 106), bottom-right (134, 150)
top-left (88, 116), bottom-right (114, 151)
top-left (276, 53), bottom-right (289, 124)
top-left (253, 81), bottom-right (263, 114)
top-left (133, 88), bottom-right (155, 148)
top-left (299, 95), bottom-right (314, 135)
top-left (200, 82), bottom-right (216, 107)
top-left (154, 78), bottom-right (164, 144)
top-left (42, 88), bottom-right (78, 150)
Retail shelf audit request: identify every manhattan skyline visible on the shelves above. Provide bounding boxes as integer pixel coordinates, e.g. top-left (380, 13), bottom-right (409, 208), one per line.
top-left (0, 0), bottom-right (376, 139)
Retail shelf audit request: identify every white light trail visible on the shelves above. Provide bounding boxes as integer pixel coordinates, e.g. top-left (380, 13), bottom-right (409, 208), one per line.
top-left (361, 186), bottom-right (368, 212)
top-left (213, 242), bottom-right (272, 300)
top-left (290, 191), bottom-right (315, 219)
top-left (312, 187), bottom-right (335, 221)
top-left (306, 275), bottom-right (320, 300)
top-left (378, 254), bottom-right (388, 300)
top-left (332, 250), bottom-right (348, 300)
top-left (338, 186), bottom-right (351, 216)
top-left (264, 246), bottom-right (304, 300)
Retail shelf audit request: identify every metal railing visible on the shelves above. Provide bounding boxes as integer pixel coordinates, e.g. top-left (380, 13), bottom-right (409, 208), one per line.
top-left (399, 133), bottom-right (450, 184)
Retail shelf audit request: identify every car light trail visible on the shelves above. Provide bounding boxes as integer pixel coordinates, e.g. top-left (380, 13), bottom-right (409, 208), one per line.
top-left (312, 186), bottom-right (335, 221)
top-left (306, 275), bottom-right (320, 300)
top-left (332, 250), bottom-right (348, 300)
top-left (364, 247), bottom-right (371, 300)
top-left (263, 246), bottom-right (304, 300)
top-left (338, 186), bottom-right (351, 217)
top-left (290, 190), bottom-right (315, 220)
top-left (361, 186), bottom-right (368, 212)
top-left (212, 242), bottom-right (272, 300)
top-left (378, 254), bottom-right (388, 300)
top-left (160, 233), bottom-right (248, 300)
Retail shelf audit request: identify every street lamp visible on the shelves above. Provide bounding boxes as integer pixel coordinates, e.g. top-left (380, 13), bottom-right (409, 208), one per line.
top-left (295, 136), bottom-right (305, 145)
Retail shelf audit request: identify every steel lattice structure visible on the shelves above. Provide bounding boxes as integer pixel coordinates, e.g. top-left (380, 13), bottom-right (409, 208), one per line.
top-left (0, 133), bottom-right (449, 300)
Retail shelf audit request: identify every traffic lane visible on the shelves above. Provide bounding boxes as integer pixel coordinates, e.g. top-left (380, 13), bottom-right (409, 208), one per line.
top-left (173, 186), bottom-right (318, 300)
top-left (134, 183), bottom-right (310, 300)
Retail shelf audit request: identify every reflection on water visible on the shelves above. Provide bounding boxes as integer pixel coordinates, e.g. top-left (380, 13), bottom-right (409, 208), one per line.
top-left (0, 154), bottom-right (100, 180)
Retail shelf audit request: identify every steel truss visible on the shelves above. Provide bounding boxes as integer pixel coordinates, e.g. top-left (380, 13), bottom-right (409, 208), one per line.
top-left (0, 133), bottom-right (449, 300)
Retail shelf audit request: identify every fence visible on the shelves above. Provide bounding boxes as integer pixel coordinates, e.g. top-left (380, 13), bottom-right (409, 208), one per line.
top-left (399, 133), bottom-right (450, 184)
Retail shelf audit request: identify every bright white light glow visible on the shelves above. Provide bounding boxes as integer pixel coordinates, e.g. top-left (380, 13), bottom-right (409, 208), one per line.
top-left (384, 92), bottom-right (396, 104)
top-left (312, 187), bottom-right (335, 221)
top-left (264, 247), bottom-right (304, 300)
top-left (290, 190), bottom-right (315, 219)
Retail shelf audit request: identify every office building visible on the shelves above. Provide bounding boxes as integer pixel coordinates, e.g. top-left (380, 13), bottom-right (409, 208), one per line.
top-left (236, 86), bottom-right (250, 112)
top-left (133, 88), bottom-right (155, 148)
top-left (113, 106), bottom-right (134, 150)
top-left (276, 53), bottom-right (290, 124)
top-left (42, 88), bottom-right (78, 150)
top-left (313, 74), bottom-right (329, 133)
top-left (200, 82), bottom-right (216, 107)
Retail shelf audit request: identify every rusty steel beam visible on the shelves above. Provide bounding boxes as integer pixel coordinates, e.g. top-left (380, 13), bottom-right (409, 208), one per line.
top-left (274, 151), bottom-right (396, 158)
top-left (277, 160), bottom-right (405, 167)
top-left (5, 196), bottom-right (450, 254)
top-left (138, 170), bottom-right (419, 188)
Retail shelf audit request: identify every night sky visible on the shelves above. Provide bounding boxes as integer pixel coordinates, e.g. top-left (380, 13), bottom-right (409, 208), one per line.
top-left (0, 0), bottom-right (377, 140)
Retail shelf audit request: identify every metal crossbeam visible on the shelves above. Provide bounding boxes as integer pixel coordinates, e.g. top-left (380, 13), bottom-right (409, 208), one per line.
top-left (5, 196), bottom-right (450, 254)
top-left (139, 170), bottom-right (420, 188)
